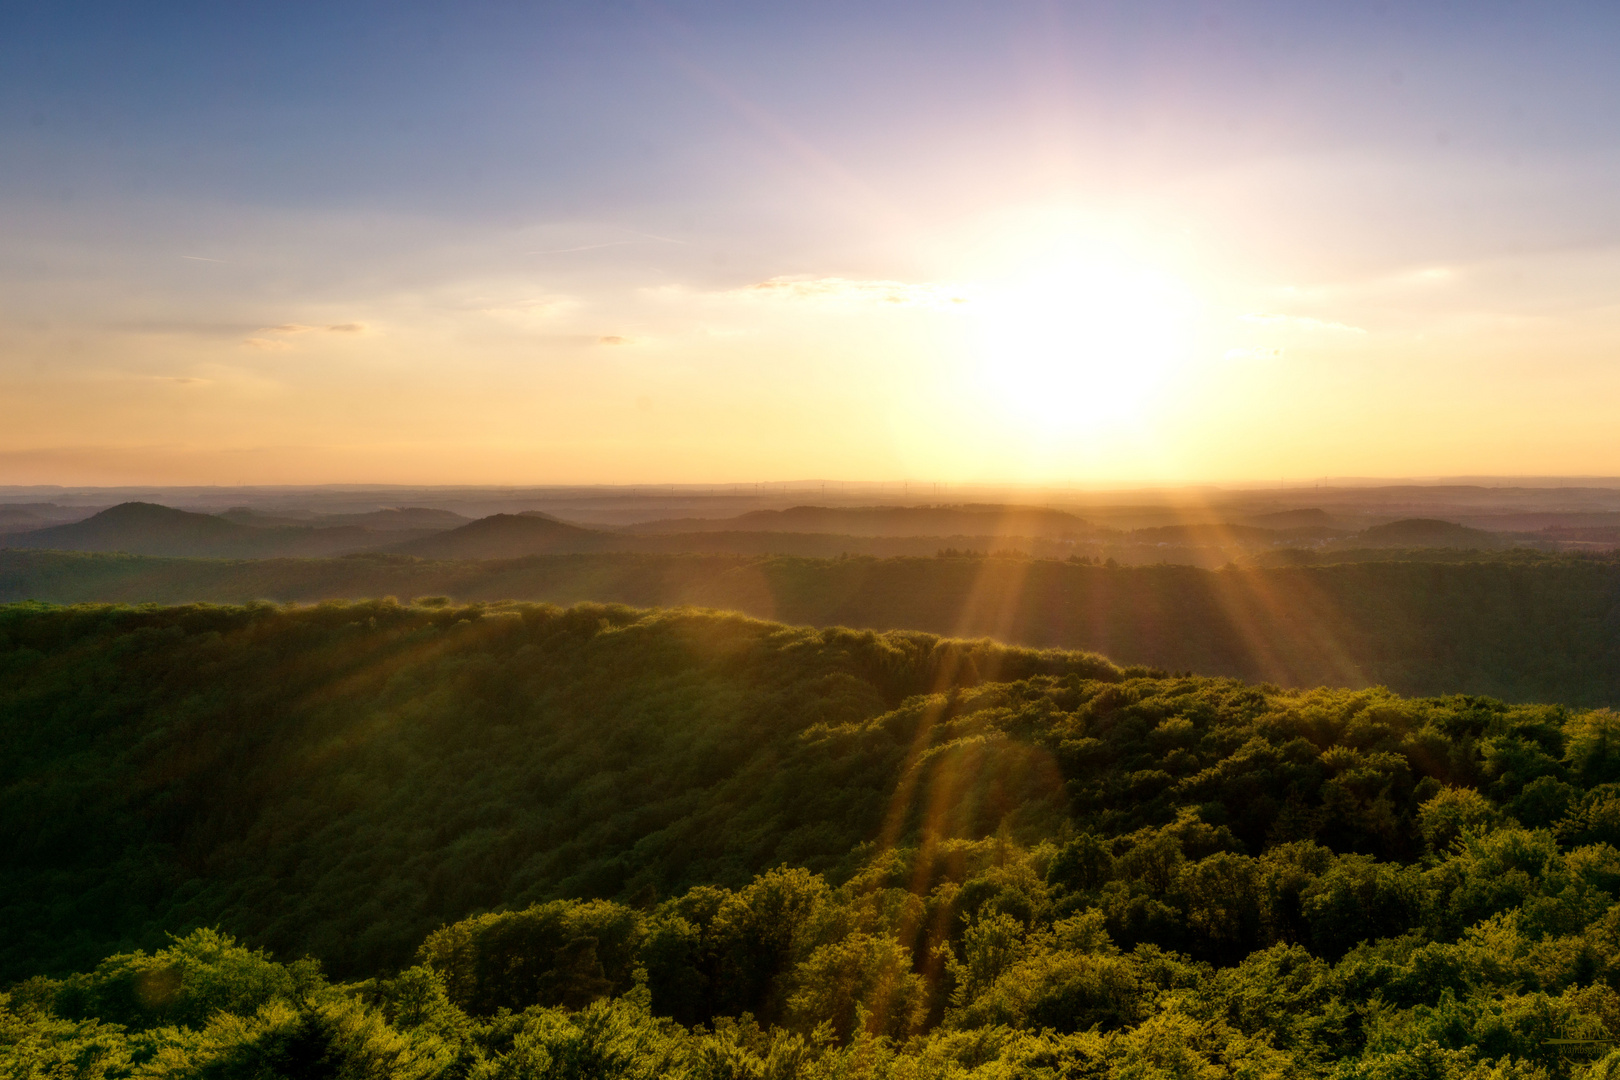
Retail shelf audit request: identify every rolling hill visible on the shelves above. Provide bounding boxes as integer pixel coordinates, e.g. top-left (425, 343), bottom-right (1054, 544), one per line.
top-left (0, 501), bottom-right (445, 558)
top-left (1353, 517), bottom-right (1508, 549)
top-left (2, 501), bottom-right (1556, 568)
top-left (394, 510), bottom-right (1101, 560)
top-left (3, 547), bottom-right (1617, 705)
top-left (3, 501), bottom-right (248, 555)
top-left (391, 511), bottom-right (614, 558)
top-left (6, 600), bottom-right (1620, 1079)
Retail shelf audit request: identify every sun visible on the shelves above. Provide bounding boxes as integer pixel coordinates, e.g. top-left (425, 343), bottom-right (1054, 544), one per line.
top-left (969, 256), bottom-right (1196, 434)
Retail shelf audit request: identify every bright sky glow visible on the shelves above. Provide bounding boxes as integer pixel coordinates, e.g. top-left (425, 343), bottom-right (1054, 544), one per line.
top-left (3, 2), bottom-right (1620, 485)
top-left (970, 257), bottom-right (1197, 434)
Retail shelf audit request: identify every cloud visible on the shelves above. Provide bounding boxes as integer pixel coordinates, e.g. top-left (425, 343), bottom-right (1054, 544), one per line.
top-left (737, 276), bottom-right (969, 309)
top-left (243, 322), bottom-right (369, 349)
top-left (598, 335), bottom-right (632, 345)
top-left (1240, 313), bottom-right (1366, 334)
top-left (259, 322), bottom-right (369, 334)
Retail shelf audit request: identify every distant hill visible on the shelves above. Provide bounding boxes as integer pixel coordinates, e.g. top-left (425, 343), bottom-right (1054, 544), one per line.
top-left (397, 511), bottom-right (1096, 560)
top-left (0, 501), bottom-right (429, 558)
top-left (5, 502), bottom-right (253, 555)
top-left (392, 511), bottom-right (613, 558)
top-left (1353, 517), bottom-right (1508, 549)
top-left (621, 503), bottom-right (1093, 537)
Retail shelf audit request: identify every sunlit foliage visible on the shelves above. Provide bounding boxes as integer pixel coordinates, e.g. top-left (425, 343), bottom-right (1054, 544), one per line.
top-left (7, 601), bottom-right (1620, 1076)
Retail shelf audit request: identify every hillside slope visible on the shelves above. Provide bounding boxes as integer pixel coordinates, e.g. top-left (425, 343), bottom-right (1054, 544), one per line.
top-left (1354, 517), bottom-right (1508, 549)
top-left (3, 549), bottom-right (1617, 704)
top-left (0, 600), bottom-right (1114, 981)
top-left (392, 512), bottom-right (613, 558)
top-left (9, 601), bottom-right (1620, 1079)
top-left (1, 502), bottom-right (433, 557)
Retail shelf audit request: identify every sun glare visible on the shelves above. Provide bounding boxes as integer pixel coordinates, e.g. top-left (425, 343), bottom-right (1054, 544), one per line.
top-left (968, 256), bottom-right (1196, 435)
top-left (970, 258), bottom-right (1196, 433)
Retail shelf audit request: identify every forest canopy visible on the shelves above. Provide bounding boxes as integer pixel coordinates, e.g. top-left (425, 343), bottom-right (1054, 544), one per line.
top-left (4, 548), bottom-right (1620, 705)
top-left (8, 601), bottom-right (1620, 1077)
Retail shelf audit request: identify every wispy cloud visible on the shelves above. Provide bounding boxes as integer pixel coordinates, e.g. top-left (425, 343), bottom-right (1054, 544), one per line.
top-left (260, 322), bottom-right (369, 335)
top-left (737, 276), bottom-right (969, 309)
top-left (242, 322), bottom-right (369, 348)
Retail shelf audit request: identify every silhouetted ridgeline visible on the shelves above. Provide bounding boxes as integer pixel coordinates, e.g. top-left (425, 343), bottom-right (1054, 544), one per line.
top-left (3, 549), bottom-right (1618, 704)
top-left (9, 601), bottom-right (1620, 1077)
top-left (0, 501), bottom-right (448, 557)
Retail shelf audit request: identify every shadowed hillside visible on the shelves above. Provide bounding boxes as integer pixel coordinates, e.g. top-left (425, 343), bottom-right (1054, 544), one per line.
top-left (1, 502), bottom-right (445, 558)
top-left (3, 549), bottom-right (1617, 705)
top-left (0, 600), bottom-right (1115, 981)
top-left (392, 511), bottom-right (612, 558)
top-left (1354, 518), bottom-right (1507, 549)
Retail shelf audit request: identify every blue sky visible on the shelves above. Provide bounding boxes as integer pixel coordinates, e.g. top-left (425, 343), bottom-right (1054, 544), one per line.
top-left (4, 1), bottom-right (1619, 483)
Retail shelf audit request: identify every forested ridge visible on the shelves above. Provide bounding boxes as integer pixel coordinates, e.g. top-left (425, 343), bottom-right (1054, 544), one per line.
top-left (9, 602), bottom-right (1620, 1076)
top-left (4, 549), bottom-right (1620, 705)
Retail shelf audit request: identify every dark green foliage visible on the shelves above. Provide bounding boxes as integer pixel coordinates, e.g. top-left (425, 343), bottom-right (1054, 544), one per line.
top-left (6, 549), bottom-right (1620, 705)
top-left (12, 601), bottom-right (1620, 1076)
top-left (418, 900), bottom-right (645, 1015)
top-left (0, 600), bottom-right (1116, 982)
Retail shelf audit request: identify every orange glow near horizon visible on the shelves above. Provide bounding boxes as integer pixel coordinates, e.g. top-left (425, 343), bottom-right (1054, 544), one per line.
top-left (9, 4), bottom-right (1620, 488)
top-left (6, 194), bottom-right (1620, 488)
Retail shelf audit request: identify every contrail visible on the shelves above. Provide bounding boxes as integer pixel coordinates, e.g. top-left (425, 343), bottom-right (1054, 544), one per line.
top-left (179, 255), bottom-right (225, 262)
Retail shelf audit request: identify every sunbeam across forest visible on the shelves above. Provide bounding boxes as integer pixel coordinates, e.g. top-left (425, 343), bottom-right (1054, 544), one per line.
top-left (9, 0), bottom-right (1620, 1075)
top-left (8, 601), bottom-right (1620, 1077)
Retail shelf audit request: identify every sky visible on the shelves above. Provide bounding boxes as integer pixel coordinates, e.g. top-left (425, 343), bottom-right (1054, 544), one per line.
top-left (3, 0), bottom-right (1619, 486)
